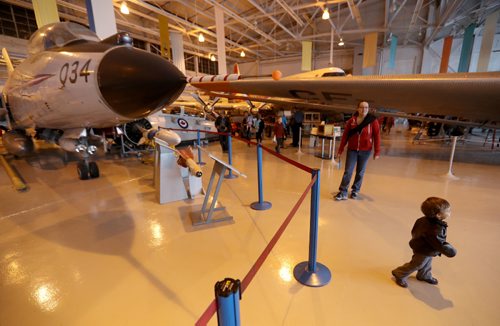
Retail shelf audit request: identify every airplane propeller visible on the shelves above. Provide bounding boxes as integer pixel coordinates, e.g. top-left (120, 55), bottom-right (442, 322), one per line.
top-left (245, 100), bottom-right (268, 115)
top-left (191, 93), bottom-right (220, 114)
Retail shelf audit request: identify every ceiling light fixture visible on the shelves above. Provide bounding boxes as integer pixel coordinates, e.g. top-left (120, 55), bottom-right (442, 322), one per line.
top-left (322, 8), bottom-right (330, 20)
top-left (338, 38), bottom-right (344, 46)
top-left (240, 50), bottom-right (245, 58)
top-left (120, 1), bottom-right (130, 15)
top-left (198, 33), bottom-right (205, 42)
top-left (210, 54), bottom-right (216, 61)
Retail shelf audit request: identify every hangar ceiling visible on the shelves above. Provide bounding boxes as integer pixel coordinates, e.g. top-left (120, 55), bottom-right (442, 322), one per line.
top-left (1, 0), bottom-right (500, 63)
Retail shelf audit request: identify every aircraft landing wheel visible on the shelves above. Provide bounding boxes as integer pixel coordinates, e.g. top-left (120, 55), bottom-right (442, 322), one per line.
top-left (89, 162), bottom-right (100, 179)
top-left (77, 161), bottom-right (90, 180)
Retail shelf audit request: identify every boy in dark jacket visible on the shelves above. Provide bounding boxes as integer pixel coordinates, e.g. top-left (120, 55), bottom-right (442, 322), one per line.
top-left (392, 197), bottom-right (457, 288)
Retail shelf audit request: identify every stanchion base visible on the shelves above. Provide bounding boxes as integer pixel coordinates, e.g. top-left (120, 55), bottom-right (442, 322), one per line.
top-left (250, 201), bottom-right (272, 210)
top-left (198, 161), bottom-right (207, 166)
top-left (224, 173), bottom-right (238, 179)
top-left (331, 160), bottom-right (341, 169)
top-left (293, 261), bottom-right (331, 287)
top-left (296, 150), bottom-right (304, 156)
top-left (442, 172), bottom-right (459, 180)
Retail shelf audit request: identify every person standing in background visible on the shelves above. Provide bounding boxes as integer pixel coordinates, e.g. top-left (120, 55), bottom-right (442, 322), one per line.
top-left (255, 114), bottom-right (265, 144)
top-left (273, 117), bottom-right (285, 153)
top-left (291, 110), bottom-right (304, 147)
top-left (334, 101), bottom-right (380, 200)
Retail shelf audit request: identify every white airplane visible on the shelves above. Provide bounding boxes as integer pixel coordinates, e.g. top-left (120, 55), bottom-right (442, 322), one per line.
top-left (188, 67), bottom-right (500, 128)
top-left (1, 22), bottom-right (186, 179)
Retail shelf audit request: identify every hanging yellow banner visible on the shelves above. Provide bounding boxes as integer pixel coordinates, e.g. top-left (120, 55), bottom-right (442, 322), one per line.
top-left (362, 32), bottom-right (378, 68)
top-left (301, 41), bottom-right (312, 71)
top-left (159, 15), bottom-right (171, 60)
top-left (32, 0), bottom-right (60, 28)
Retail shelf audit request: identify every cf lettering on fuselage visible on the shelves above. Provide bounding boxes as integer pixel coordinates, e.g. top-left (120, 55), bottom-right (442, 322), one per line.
top-left (59, 59), bottom-right (92, 86)
top-left (289, 90), bottom-right (352, 102)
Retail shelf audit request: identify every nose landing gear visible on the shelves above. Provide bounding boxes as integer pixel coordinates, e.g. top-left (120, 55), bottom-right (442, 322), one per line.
top-left (77, 160), bottom-right (100, 180)
top-left (75, 138), bottom-right (100, 180)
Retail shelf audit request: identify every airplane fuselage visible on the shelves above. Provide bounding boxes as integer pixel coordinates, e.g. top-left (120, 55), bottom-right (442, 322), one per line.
top-left (5, 50), bottom-right (118, 129)
top-left (4, 44), bottom-right (186, 130)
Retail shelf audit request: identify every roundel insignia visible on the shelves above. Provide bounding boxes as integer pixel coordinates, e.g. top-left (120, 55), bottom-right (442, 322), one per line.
top-left (177, 118), bottom-right (188, 129)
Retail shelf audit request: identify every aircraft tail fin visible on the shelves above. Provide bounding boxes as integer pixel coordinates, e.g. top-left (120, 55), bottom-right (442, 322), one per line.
top-left (233, 63), bottom-right (240, 75)
top-left (2, 48), bottom-right (14, 76)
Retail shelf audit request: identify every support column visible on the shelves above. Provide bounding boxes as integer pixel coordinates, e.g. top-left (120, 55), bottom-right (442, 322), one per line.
top-left (214, 7), bottom-right (227, 75)
top-left (170, 31), bottom-right (186, 74)
top-left (85, 0), bottom-right (117, 39)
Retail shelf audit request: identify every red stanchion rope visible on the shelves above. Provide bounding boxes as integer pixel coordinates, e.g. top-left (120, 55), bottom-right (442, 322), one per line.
top-left (194, 174), bottom-right (318, 326)
top-left (160, 127), bottom-right (220, 135)
top-left (223, 134), bottom-right (313, 173)
top-left (161, 127), bottom-right (312, 173)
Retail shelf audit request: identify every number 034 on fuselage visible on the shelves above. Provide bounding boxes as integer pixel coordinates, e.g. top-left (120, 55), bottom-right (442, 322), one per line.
top-left (1, 22), bottom-right (186, 180)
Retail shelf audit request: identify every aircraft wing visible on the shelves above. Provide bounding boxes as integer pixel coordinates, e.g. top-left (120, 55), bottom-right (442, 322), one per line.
top-left (190, 72), bottom-right (500, 122)
top-left (202, 91), bottom-right (495, 128)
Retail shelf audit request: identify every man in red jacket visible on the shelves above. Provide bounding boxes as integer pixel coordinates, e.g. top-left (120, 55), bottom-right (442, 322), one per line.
top-left (334, 101), bottom-right (381, 200)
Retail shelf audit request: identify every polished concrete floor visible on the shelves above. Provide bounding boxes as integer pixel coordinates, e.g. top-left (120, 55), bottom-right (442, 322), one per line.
top-left (1, 130), bottom-right (499, 325)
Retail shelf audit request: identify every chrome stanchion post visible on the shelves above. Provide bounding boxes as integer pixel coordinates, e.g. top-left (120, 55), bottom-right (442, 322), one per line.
top-left (294, 169), bottom-right (331, 287)
top-left (443, 135), bottom-right (459, 180)
top-left (197, 129), bottom-right (206, 166)
top-left (296, 126), bottom-right (304, 155)
top-left (225, 133), bottom-right (237, 179)
top-left (251, 144), bottom-right (272, 210)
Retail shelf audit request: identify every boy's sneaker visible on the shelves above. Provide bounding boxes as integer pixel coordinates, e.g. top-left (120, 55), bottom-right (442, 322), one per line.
top-left (350, 192), bottom-right (359, 199)
top-left (417, 277), bottom-right (438, 285)
top-left (392, 271), bottom-right (408, 288)
top-left (334, 192), bottom-right (347, 201)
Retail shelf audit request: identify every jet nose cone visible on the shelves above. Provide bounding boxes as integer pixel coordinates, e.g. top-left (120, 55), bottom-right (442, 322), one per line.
top-left (98, 47), bottom-right (186, 119)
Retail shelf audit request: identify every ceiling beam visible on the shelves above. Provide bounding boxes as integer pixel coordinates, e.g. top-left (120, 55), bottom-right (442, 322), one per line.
top-left (246, 0), bottom-right (298, 39)
top-left (346, 0), bottom-right (364, 29)
top-left (424, 0), bottom-right (466, 47)
top-left (388, 0), bottom-right (409, 27)
top-left (198, 0), bottom-right (280, 45)
top-left (404, 0), bottom-right (424, 45)
top-left (174, 0), bottom-right (283, 56)
top-left (128, 0), bottom-right (260, 56)
top-left (276, 0), bottom-right (305, 27)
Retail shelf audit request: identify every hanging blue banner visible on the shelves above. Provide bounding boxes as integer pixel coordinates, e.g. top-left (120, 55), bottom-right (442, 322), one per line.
top-left (458, 24), bottom-right (475, 72)
top-left (388, 35), bottom-right (398, 69)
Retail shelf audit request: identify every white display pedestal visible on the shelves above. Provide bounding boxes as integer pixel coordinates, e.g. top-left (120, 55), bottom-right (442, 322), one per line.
top-left (154, 140), bottom-right (203, 204)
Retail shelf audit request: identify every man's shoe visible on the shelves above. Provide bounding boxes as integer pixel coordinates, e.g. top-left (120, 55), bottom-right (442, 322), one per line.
top-left (417, 277), bottom-right (438, 285)
top-left (392, 271), bottom-right (408, 288)
top-left (350, 192), bottom-right (359, 199)
top-left (334, 192), bottom-right (347, 201)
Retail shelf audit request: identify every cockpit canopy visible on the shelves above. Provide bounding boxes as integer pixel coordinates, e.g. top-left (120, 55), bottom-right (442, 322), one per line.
top-left (28, 22), bottom-right (100, 56)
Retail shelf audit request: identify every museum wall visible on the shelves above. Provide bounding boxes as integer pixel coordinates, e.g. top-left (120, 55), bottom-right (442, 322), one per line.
top-left (235, 49), bottom-right (354, 78)
top-left (379, 46), bottom-right (423, 75)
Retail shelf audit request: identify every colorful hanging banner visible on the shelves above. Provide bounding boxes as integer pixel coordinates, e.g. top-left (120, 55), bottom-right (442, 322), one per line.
top-left (388, 35), bottom-right (398, 69)
top-left (439, 36), bottom-right (453, 73)
top-left (477, 11), bottom-right (499, 72)
top-left (159, 15), bottom-right (171, 60)
top-left (363, 32), bottom-right (378, 68)
top-left (32, 0), bottom-right (59, 28)
top-left (301, 41), bottom-right (312, 71)
top-left (458, 24), bottom-right (475, 72)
